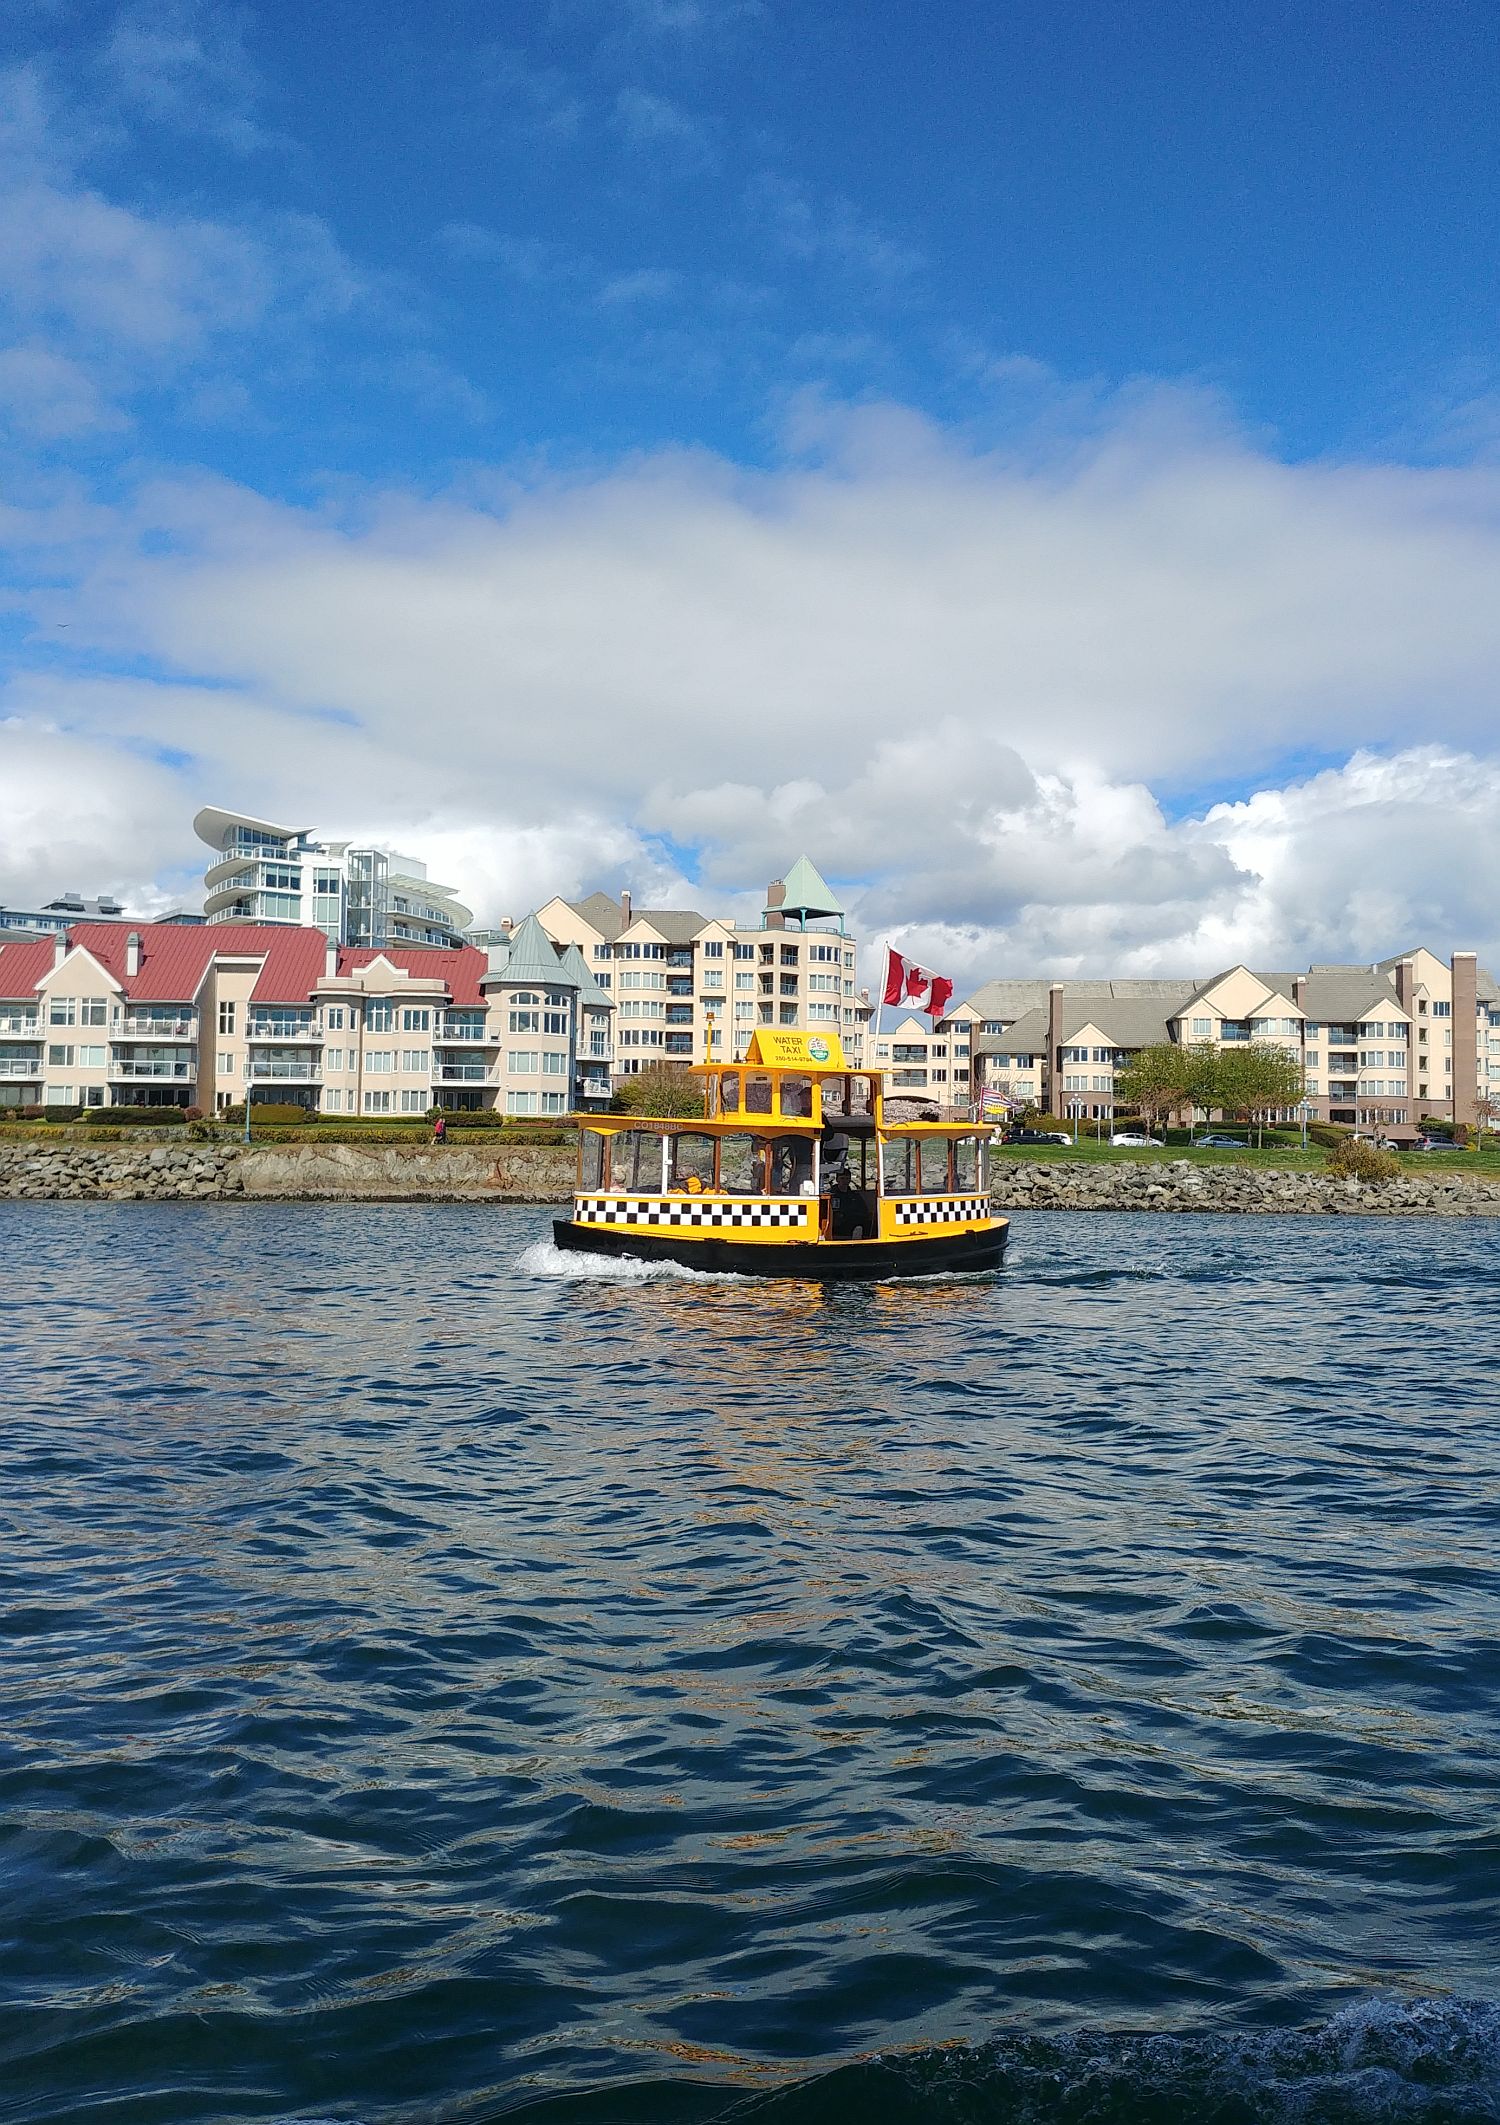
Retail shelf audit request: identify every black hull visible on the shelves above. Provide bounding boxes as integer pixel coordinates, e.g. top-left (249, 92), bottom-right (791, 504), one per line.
top-left (551, 1218), bottom-right (1008, 1280)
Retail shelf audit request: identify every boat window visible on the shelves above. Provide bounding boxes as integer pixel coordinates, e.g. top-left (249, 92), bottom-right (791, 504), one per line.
top-left (767, 1135), bottom-right (815, 1197)
top-left (580, 1130), bottom-right (605, 1190)
top-left (670, 1133), bottom-right (715, 1192)
top-left (718, 1071), bottom-right (741, 1114)
top-left (743, 1073), bottom-right (773, 1113)
top-left (952, 1136), bottom-right (979, 1193)
top-left (629, 1133), bottom-right (665, 1193)
top-left (718, 1134), bottom-right (760, 1193)
top-left (880, 1138), bottom-right (914, 1196)
top-left (779, 1074), bottom-right (813, 1118)
top-left (917, 1140), bottom-right (952, 1193)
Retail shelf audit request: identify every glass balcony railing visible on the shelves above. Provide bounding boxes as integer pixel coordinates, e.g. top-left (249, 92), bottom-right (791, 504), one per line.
top-left (247, 1020), bottom-right (320, 1042)
top-left (120, 1016), bottom-right (196, 1039)
top-left (249, 1061), bottom-right (322, 1081)
top-left (0, 1016), bottom-right (40, 1035)
top-left (434, 1065), bottom-right (491, 1083)
top-left (111, 1060), bottom-right (195, 1079)
top-left (0, 1060), bottom-right (42, 1078)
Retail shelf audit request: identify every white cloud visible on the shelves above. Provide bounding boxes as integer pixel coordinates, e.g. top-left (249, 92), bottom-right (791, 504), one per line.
top-left (100, 0), bottom-right (271, 155)
top-left (612, 87), bottom-right (714, 166)
top-left (5, 394), bottom-right (1500, 977)
top-left (747, 172), bottom-right (925, 283)
top-left (0, 340), bottom-right (126, 438)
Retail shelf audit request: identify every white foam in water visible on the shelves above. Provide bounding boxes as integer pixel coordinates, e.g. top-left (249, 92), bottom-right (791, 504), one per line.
top-left (517, 1238), bottom-right (746, 1283)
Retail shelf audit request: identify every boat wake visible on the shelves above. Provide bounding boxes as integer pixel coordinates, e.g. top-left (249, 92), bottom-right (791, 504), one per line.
top-left (517, 1238), bottom-right (746, 1283)
top-left (707, 1998), bottom-right (1500, 2123)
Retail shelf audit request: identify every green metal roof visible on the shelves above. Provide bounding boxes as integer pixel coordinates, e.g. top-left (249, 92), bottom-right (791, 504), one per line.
top-left (486, 910), bottom-right (571, 988)
top-left (557, 940), bottom-right (614, 1007)
top-left (768, 855), bottom-right (844, 921)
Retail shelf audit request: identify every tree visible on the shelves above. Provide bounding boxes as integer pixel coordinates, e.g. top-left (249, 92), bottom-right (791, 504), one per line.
top-left (1212, 1044), bottom-right (1306, 1147)
top-left (614, 1063), bottom-right (705, 1118)
top-left (1475, 1094), bottom-right (1499, 1145)
top-left (1113, 1044), bottom-right (1195, 1134)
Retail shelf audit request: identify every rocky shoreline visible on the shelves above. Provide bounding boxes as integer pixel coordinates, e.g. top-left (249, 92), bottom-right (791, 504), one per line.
top-left (990, 1159), bottom-right (1500, 1216)
top-left (3, 1140), bottom-right (1500, 1214)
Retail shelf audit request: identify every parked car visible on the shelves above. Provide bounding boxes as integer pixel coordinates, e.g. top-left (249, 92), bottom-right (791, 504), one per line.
top-left (1110, 1131), bottom-right (1164, 1147)
top-left (1414, 1136), bottom-right (1467, 1151)
top-left (1006, 1128), bottom-right (1072, 1145)
top-left (1193, 1133), bottom-right (1245, 1147)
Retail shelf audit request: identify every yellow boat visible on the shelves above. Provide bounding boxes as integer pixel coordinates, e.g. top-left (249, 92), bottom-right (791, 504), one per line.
top-left (553, 1030), bottom-right (1008, 1279)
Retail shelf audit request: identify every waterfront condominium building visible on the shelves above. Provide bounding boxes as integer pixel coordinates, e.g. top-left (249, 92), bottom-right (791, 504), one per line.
top-left (908, 946), bottom-right (1499, 1140)
top-left (194, 806), bottom-right (472, 949)
top-left (536, 855), bottom-right (869, 1078)
top-left (0, 915), bottom-right (613, 1117)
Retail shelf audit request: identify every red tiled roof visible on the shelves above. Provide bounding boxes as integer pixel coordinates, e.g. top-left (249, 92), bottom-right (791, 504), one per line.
top-left (0, 922), bottom-right (488, 1006)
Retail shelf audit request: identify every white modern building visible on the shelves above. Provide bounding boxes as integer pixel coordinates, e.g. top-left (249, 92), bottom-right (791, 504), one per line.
top-left (193, 807), bottom-right (472, 950)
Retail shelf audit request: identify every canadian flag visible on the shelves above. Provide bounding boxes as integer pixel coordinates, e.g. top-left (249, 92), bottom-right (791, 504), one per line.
top-left (882, 946), bottom-right (954, 1020)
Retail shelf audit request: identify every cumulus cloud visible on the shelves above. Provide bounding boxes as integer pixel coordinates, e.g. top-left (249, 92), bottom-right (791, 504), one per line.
top-left (4, 393), bottom-right (1500, 979)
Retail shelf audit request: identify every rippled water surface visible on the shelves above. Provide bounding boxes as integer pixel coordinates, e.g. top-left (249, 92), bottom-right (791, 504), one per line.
top-left (3, 1203), bottom-right (1499, 2124)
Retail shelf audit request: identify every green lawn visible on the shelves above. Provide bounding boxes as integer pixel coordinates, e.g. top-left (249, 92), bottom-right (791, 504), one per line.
top-left (991, 1136), bottom-right (1500, 1176)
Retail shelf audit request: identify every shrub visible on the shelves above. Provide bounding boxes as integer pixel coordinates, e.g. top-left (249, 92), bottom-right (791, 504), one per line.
top-left (1326, 1137), bottom-right (1400, 1182)
top-left (246, 1103), bottom-right (311, 1126)
top-left (184, 1106), bottom-right (204, 1123)
top-left (1306, 1122), bottom-right (1354, 1149)
top-left (94, 1106), bottom-right (185, 1125)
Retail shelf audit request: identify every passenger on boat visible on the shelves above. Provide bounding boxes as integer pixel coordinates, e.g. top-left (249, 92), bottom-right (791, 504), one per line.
top-left (830, 1165), bottom-right (867, 1240)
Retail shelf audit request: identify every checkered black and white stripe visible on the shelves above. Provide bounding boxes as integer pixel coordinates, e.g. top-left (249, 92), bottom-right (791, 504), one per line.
top-left (893, 1194), bottom-right (989, 1227)
top-left (575, 1195), bottom-right (811, 1230)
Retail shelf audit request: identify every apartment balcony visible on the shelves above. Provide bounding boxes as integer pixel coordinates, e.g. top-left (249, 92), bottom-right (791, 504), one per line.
top-left (0, 1016), bottom-right (40, 1036)
top-left (433, 1065), bottom-right (493, 1084)
top-left (0, 1059), bottom-right (42, 1079)
top-left (110, 1059), bottom-right (196, 1081)
top-left (666, 978), bottom-right (694, 998)
top-left (435, 1025), bottom-right (498, 1045)
top-left (202, 854), bottom-right (260, 892)
top-left (249, 1061), bottom-right (322, 1082)
top-left (246, 1021), bottom-right (321, 1043)
top-left (665, 1006), bottom-right (694, 1027)
top-left (120, 1015), bottom-right (196, 1039)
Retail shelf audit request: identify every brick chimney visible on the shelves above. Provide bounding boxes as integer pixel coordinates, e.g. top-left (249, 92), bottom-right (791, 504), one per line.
top-left (1452, 952), bottom-right (1478, 1128)
top-left (1047, 982), bottom-right (1065, 1113)
top-left (1291, 975), bottom-right (1306, 1006)
top-left (620, 889), bottom-right (632, 929)
top-left (1393, 959), bottom-right (1413, 1014)
top-left (125, 931), bottom-right (141, 977)
top-left (765, 878), bottom-right (785, 931)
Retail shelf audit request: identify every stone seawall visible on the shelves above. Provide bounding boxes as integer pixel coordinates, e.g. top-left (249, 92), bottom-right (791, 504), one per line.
top-left (4, 1141), bottom-right (1500, 1214)
top-left (991, 1160), bottom-right (1500, 1216)
top-left (0, 1140), bottom-right (576, 1202)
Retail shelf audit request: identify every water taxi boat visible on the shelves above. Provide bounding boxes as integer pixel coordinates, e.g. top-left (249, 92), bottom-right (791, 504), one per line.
top-left (553, 1030), bottom-right (1007, 1279)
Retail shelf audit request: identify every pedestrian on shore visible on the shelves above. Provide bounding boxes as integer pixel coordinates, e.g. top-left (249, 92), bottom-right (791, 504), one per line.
top-left (433, 1113), bottom-right (447, 1144)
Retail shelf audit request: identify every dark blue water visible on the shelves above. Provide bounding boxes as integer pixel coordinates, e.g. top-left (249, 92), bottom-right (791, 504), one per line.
top-left (3, 1204), bottom-right (1499, 2124)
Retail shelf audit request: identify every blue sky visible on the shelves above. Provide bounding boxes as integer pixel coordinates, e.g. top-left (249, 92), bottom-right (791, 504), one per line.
top-left (3, 0), bottom-right (1499, 974)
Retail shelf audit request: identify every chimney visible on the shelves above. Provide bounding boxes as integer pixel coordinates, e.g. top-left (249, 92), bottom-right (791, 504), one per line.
top-left (1452, 952), bottom-right (1478, 1129)
top-left (325, 936), bottom-right (338, 978)
top-left (620, 890), bottom-right (632, 928)
top-left (1047, 982), bottom-right (1065, 1113)
top-left (52, 931), bottom-right (67, 969)
top-left (1291, 976), bottom-right (1306, 1005)
top-left (500, 916), bottom-right (514, 937)
top-left (765, 878), bottom-right (785, 931)
top-left (125, 931), bottom-right (141, 977)
top-left (1393, 959), bottom-right (1413, 1014)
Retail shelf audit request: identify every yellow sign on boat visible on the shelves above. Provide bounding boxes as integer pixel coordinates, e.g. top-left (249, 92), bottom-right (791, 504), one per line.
top-left (742, 1027), bottom-right (847, 1070)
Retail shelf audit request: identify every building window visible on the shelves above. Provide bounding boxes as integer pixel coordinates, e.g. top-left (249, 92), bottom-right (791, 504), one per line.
top-left (542, 1052), bottom-right (568, 1076)
top-left (506, 1090), bottom-right (540, 1114)
top-left (509, 1008), bottom-right (540, 1032)
top-left (48, 1044), bottom-right (74, 1066)
top-left (366, 1001), bottom-right (394, 1032)
top-left (367, 1051), bottom-right (393, 1072)
top-left (324, 1005), bottom-right (345, 1030)
top-left (734, 944), bottom-right (754, 960)
top-left (49, 998), bottom-right (76, 1026)
top-left (541, 1091), bottom-right (567, 1114)
top-left (400, 1049), bottom-right (429, 1073)
top-left (401, 1008), bottom-right (430, 1032)
top-left (543, 1010), bottom-right (568, 1035)
top-left (703, 941), bottom-right (724, 958)
top-left (1192, 1017), bottom-right (1211, 1036)
top-left (508, 1050), bottom-right (539, 1073)
top-left (400, 1090), bottom-right (428, 1113)
top-left (363, 1090), bottom-right (392, 1113)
